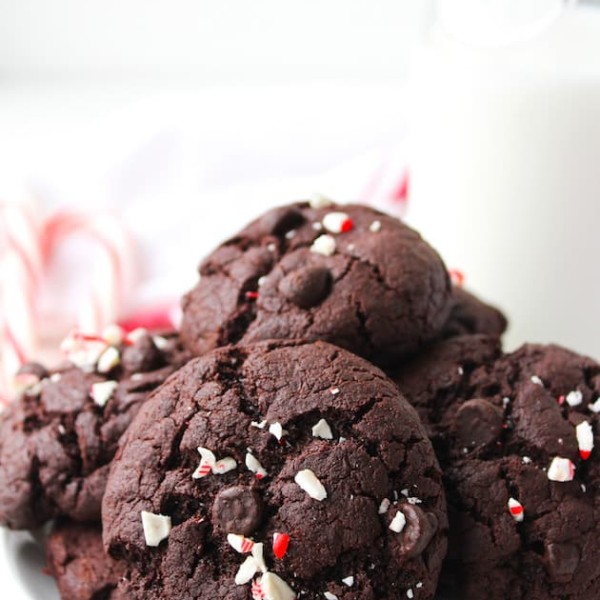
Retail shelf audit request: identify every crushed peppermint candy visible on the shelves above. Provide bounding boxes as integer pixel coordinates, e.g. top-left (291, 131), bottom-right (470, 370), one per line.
top-left (522, 456), bottom-right (532, 464)
top-left (312, 221), bottom-right (323, 231)
top-left (502, 397), bottom-right (511, 408)
top-left (369, 220), bottom-right (381, 233)
top-left (309, 192), bottom-right (334, 209)
top-left (294, 469), bottom-right (327, 501)
top-left (256, 572), bottom-right (296, 600)
top-left (267, 243), bottom-right (277, 252)
top-left (272, 532), bottom-right (290, 559)
top-left (330, 387), bottom-right (340, 395)
top-left (228, 533), bottom-right (255, 554)
top-left (324, 593), bottom-right (339, 600)
top-left (416, 582), bottom-right (423, 589)
top-left (530, 375), bottom-right (544, 386)
top-left (102, 324), bottom-right (125, 345)
top-left (406, 496), bottom-right (423, 505)
top-left (91, 380), bottom-right (118, 407)
top-left (252, 543), bottom-right (268, 573)
top-left (285, 229), bottom-right (296, 239)
top-left (378, 498), bottom-right (391, 514)
top-left (389, 510), bottom-right (407, 533)
top-left (312, 418), bottom-right (333, 440)
top-left (407, 589), bottom-right (414, 599)
top-left (566, 390), bottom-right (583, 407)
top-left (125, 327), bottom-right (147, 344)
top-left (507, 498), bottom-right (524, 522)
top-left (97, 346), bottom-right (120, 373)
top-left (576, 421), bottom-right (594, 460)
top-left (310, 234), bottom-right (336, 257)
top-left (141, 511), bottom-right (171, 547)
top-left (268, 422), bottom-right (286, 441)
top-left (246, 452), bottom-right (268, 479)
top-left (342, 576), bottom-right (354, 587)
top-left (235, 556), bottom-right (260, 585)
top-left (547, 457), bottom-right (576, 482)
top-left (193, 447), bottom-right (237, 479)
top-left (61, 332), bottom-right (107, 369)
top-left (588, 398), bottom-right (600, 413)
top-left (322, 211), bottom-right (353, 234)
top-left (251, 420), bottom-right (268, 429)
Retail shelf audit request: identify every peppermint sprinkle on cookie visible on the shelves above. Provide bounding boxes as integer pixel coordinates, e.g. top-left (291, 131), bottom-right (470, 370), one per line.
top-left (566, 390), bottom-right (583, 407)
top-left (251, 420), bottom-right (267, 429)
top-left (309, 192), bottom-right (334, 209)
top-left (268, 422), bottom-right (286, 441)
top-left (324, 593), bottom-right (339, 600)
top-left (227, 533), bottom-right (255, 554)
top-left (258, 572), bottom-right (296, 600)
top-left (235, 556), bottom-right (259, 585)
top-left (246, 452), bottom-right (268, 479)
top-left (576, 421), bottom-right (594, 460)
top-left (141, 511), bottom-right (171, 547)
top-left (295, 469), bottom-right (327, 501)
top-left (342, 576), bottom-right (354, 587)
top-left (389, 510), bottom-right (407, 533)
top-left (369, 220), bottom-right (382, 233)
top-left (589, 398), bottom-right (600, 413)
top-left (507, 498), bottom-right (524, 522)
top-left (193, 447), bottom-right (237, 478)
top-left (379, 498), bottom-right (391, 514)
top-left (97, 346), bottom-right (121, 374)
top-left (213, 457), bottom-right (238, 474)
top-left (272, 532), bottom-right (290, 559)
top-left (310, 234), bottom-right (336, 257)
top-left (547, 457), bottom-right (576, 482)
top-left (530, 375), bottom-right (543, 386)
top-left (322, 212), bottom-right (353, 234)
top-left (91, 380), bottom-right (118, 407)
top-left (407, 589), bottom-right (414, 599)
top-left (312, 418), bottom-right (333, 440)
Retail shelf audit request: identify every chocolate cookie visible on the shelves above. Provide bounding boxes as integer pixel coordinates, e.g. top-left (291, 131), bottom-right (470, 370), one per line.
top-left (180, 200), bottom-right (452, 366)
top-left (441, 287), bottom-right (507, 339)
top-left (0, 328), bottom-right (187, 529)
top-left (395, 336), bottom-right (600, 600)
top-left (46, 520), bottom-right (125, 600)
top-left (102, 340), bottom-right (448, 600)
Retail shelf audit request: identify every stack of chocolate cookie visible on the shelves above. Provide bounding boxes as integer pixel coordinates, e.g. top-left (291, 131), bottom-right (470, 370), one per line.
top-left (0, 199), bottom-right (596, 600)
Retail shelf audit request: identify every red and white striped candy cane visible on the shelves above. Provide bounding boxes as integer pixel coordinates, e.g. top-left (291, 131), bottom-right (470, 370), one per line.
top-left (42, 209), bottom-right (136, 335)
top-left (0, 199), bottom-right (44, 403)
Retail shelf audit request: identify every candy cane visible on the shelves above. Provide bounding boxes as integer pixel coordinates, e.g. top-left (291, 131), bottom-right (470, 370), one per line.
top-left (42, 209), bottom-right (136, 334)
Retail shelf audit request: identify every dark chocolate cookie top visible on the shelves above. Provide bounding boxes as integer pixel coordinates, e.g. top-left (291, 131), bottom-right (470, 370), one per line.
top-left (0, 327), bottom-right (187, 529)
top-left (46, 520), bottom-right (125, 600)
top-left (395, 337), bottom-right (600, 600)
top-left (102, 340), bottom-right (448, 600)
top-left (180, 200), bottom-right (452, 366)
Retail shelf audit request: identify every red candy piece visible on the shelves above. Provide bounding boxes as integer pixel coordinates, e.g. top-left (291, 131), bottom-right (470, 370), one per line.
top-left (340, 218), bottom-right (354, 233)
top-left (245, 291), bottom-right (260, 301)
top-left (580, 450), bottom-right (591, 460)
top-left (448, 268), bottom-right (465, 287)
top-left (272, 532), bottom-right (290, 559)
top-left (558, 395), bottom-right (566, 406)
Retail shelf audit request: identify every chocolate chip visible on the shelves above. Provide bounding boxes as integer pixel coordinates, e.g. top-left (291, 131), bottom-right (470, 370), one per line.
top-left (212, 486), bottom-right (263, 535)
top-left (263, 207), bottom-right (305, 236)
top-left (17, 362), bottom-right (49, 380)
top-left (454, 398), bottom-right (503, 448)
top-left (122, 335), bottom-right (162, 374)
top-left (278, 266), bottom-right (331, 309)
top-left (545, 542), bottom-right (580, 583)
top-left (396, 504), bottom-right (438, 558)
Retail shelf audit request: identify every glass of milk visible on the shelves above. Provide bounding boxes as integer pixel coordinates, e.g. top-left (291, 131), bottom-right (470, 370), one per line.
top-left (407, 0), bottom-right (600, 359)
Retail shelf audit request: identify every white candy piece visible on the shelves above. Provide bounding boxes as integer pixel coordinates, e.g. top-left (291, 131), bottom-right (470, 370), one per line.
top-left (102, 324), bottom-right (125, 345)
top-left (126, 327), bottom-right (147, 343)
top-left (269, 422), bottom-right (286, 441)
top-left (566, 390), bottom-right (583, 407)
top-left (309, 192), bottom-right (334, 209)
top-left (91, 380), bottom-right (118, 407)
top-left (407, 589), bottom-right (414, 599)
top-left (530, 375), bottom-right (543, 386)
top-left (246, 452), bottom-right (268, 478)
top-left (97, 346), bottom-right (121, 374)
top-left (192, 447), bottom-right (216, 479)
top-left (62, 335), bottom-right (107, 369)
top-left (576, 421), bottom-right (594, 457)
top-left (378, 498), bottom-right (391, 514)
top-left (312, 419), bottom-right (333, 440)
top-left (152, 335), bottom-right (170, 350)
top-left (252, 542), bottom-right (268, 573)
top-left (260, 572), bottom-right (296, 600)
top-left (141, 511), bottom-right (171, 547)
top-left (234, 556), bottom-right (258, 585)
top-left (369, 220), bottom-right (382, 233)
top-left (212, 457), bottom-right (238, 474)
top-left (547, 457), bottom-right (576, 482)
top-left (342, 576), bottom-right (354, 587)
top-left (589, 398), bottom-right (600, 413)
top-left (251, 420), bottom-right (267, 429)
top-left (227, 533), bottom-right (254, 553)
top-left (322, 212), bottom-right (351, 234)
top-left (294, 469), bottom-right (327, 501)
top-left (389, 510), bottom-right (407, 533)
top-left (324, 593), bottom-right (339, 600)
top-left (507, 497), bottom-right (524, 523)
top-left (310, 234), bottom-right (336, 257)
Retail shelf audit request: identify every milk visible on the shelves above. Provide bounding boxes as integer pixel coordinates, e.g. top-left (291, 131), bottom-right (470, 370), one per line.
top-left (407, 4), bottom-right (600, 358)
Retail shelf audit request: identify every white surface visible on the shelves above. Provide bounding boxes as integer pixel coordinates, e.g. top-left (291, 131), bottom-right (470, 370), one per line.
top-left (408, 4), bottom-right (600, 360)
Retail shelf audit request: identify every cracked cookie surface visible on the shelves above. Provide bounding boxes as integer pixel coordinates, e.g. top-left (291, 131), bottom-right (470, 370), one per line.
top-left (395, 336), bottom-right (600, 600)
top-left (102, 340), bottom-right (448, 599)
top-left (0, 330), bottom-right (187, 529)
top-left (180, 202), bottom-right (452, 366)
